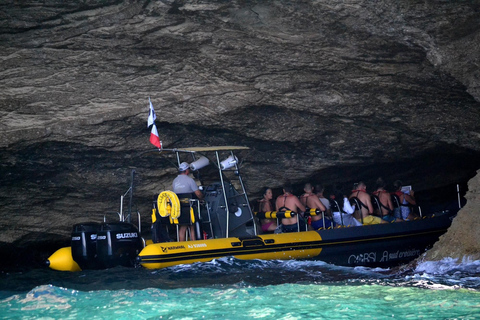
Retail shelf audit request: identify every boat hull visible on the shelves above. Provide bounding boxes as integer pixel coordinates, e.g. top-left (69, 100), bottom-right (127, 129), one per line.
top-left (138, 210), bottom-right (456, 269)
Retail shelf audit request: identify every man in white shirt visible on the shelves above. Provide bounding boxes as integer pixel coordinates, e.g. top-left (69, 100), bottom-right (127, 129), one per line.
top-left (172, 162), bottom-right (203, 241)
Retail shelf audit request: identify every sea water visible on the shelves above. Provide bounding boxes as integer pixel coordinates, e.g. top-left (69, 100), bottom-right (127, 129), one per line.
top-left (1, 257), bottom-right (479, 319)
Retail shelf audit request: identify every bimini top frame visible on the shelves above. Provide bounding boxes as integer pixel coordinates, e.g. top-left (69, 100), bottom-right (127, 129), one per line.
top-left (156, 146), bottom-right (256, 238)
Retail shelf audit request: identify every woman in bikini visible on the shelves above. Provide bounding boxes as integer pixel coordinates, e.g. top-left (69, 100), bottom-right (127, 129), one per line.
top-left (258, 187), bottom-right (278, 232)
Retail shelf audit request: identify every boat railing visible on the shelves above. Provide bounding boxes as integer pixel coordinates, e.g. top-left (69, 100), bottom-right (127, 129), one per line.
top-left (350, 197), bottom-right (364, 224)
top-left (391, 194), bottom-right (423, 218)
top-left (303, 208), bottom-right (330, 230)
top-left (172, 147), bottom-right (257, 239)
top-left (329, 199), bottom-right (344, 226)
top-left (105, 169), bottom-right (142, 233)
top-left (255, 210), bottom-right (307, 232)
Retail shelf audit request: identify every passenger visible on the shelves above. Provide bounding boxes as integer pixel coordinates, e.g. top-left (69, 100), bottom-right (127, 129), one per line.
top-left (349, 181), bottom-right (387, 225)
top-left (372, 177), bottom-right (401, 223)
top-left (330, 187), bottom-right (362, 227)
top-left (315, 184), bottom-right (331, 216)
top-left (392, 180), bottom-right (417, 220)
top-left (275, 184), bottom-right (306, 233)
top-left (300, 183), bottom-right (330, 229)
top-left (258, 187), bottom-right (278, 232)
top-left (172, 162), bottom-right (204, 241)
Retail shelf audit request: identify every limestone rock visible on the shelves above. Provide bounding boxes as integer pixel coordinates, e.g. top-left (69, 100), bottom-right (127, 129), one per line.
top-left (421, 169), bottom-right (480, 262)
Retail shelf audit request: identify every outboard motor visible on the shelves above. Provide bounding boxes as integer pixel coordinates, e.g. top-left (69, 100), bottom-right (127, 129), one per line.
top-left (96, 222), bottom-right (143, 269)
top-left (71, 222), bottom-right (101, 270)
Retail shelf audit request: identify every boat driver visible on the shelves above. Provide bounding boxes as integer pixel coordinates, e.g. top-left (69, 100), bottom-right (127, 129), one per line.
top-left (172, 162), bottom-right (204, 241)
top-left (275, 184), bottom-right (306, 232)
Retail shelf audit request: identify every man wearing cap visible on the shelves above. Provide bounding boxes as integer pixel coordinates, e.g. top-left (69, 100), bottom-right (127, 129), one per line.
top-left (172, 162), bottom-right (203, 241)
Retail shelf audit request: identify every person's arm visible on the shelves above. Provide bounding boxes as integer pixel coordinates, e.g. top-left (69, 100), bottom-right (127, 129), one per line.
top-left (314, 197), bottom-right (326, 212)
top-left (295, 197), bottom-right (306, 213)
top-left (194, 189), bottom-right (203, 200)
top-left (405, 191), bottom-right (416, 205)
top-left (187, 178), bottom-right (203, 199)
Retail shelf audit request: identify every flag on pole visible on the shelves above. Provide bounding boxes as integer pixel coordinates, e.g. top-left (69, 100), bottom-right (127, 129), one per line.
top-left (147, 98), bottom-right (156, 128)
top-left (150, 124), bottom-right (162, 149)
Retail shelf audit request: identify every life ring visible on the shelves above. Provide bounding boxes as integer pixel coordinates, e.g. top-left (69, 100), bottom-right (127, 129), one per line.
top-left (157, 191), bottom-right (180, 219)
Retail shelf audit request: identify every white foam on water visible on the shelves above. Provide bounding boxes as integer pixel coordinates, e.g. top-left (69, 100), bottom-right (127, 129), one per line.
top-left (415, 257), bottom-right (480, 275)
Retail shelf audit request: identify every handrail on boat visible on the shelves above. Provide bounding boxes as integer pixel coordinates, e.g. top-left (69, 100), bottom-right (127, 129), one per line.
top-left (165, 146), bottom-right (257, 240)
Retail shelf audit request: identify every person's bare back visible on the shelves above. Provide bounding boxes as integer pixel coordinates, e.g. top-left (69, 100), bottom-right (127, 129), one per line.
top-left (349, 182), bottom-right (373, 219)
top-left (377, 190), bottom-right (393, 216)
top-left (300, 183), bottom-right (326, 223)
top-left (276, 189), bottom-right (305, 226)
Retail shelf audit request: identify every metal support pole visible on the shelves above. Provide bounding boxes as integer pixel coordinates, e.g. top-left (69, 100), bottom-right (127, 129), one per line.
top-left (457, 184), bottom-right (462, 209)
top-left (216, 151), bottom-right (230, 238)
top-left (120, 195), bottom-right (124, 222)
top-left (230, 151), bottom-right (257, 235)
top-left (127, 170), bottom-right (135, 223)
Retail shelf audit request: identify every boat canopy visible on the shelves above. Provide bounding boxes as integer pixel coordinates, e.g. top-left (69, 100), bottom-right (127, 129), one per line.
top-left (167, 146), bottom-right (250, 153)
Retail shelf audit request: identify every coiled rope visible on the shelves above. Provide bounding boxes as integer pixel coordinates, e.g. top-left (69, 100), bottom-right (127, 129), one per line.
top-left (157, 191), bottom-right (180, 219)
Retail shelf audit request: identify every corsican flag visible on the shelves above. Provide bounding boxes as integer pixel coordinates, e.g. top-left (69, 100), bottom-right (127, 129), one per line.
top-left (147, 98), bottom-right (156, 128)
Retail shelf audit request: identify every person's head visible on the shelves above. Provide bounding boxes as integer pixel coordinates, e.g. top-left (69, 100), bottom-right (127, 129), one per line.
top-left (304, 183), bottom-right (313, 193)
top-left (178, 162), bottom-right (190, 174)
top-left (375, 177), bottom-right (386, 190)
top-left (357, 181), bottom-right (366, 191)
top-left (262, 187), bottom-right (273, 200)
top-left (393, 180), bottom-right (403, 191)
top-left (332, 186), bottom-right (345, 208)
top-left (315, 184), bottom-right (325, 194)
top-left (283, 183), bottom-right (293, 194)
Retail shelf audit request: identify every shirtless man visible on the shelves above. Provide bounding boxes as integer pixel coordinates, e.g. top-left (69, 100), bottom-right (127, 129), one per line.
top-left (300, 183), bottom-right (330, 229)
top-left (372, 178), bottom-right (400, 223)
top-left (275, 184), bottom-right (306, 232)
top-left (349, 181), bottom-right (386, 225)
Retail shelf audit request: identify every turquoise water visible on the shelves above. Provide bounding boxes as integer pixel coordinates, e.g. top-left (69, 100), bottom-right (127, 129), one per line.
top-left (1, 258), bottom-right (480, 319)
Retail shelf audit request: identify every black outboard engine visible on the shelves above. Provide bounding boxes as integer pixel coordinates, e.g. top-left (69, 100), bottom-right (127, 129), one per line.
top-left (96, 222), bottom-right (143, 269)
top-left (71, 222), bottom-right (101, 270)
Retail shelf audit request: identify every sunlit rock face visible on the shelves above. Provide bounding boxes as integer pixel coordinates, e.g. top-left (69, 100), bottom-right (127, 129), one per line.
top-left (421, 169), bottom-right (480, 262)
top-left (1, 0), bottom-right (480, 264)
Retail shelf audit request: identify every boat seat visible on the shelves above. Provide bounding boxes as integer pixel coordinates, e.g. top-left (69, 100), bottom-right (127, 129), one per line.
top-left (371, 195), bottom-right (382, 217)
top-left (329, 199), bottom-right (344, 226)
top-left (391, 194), bottom-right (401, 208)
top-left (173, 193), bottom-right (198, 226)
top-left (151, 201), bottom-right (172, 243)
top-left (171, 193), bottom-right (201, 241)
top-left (349, 197), bottom-right (364, 224)
top-left (391, 193), bottom-right (423, 218)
